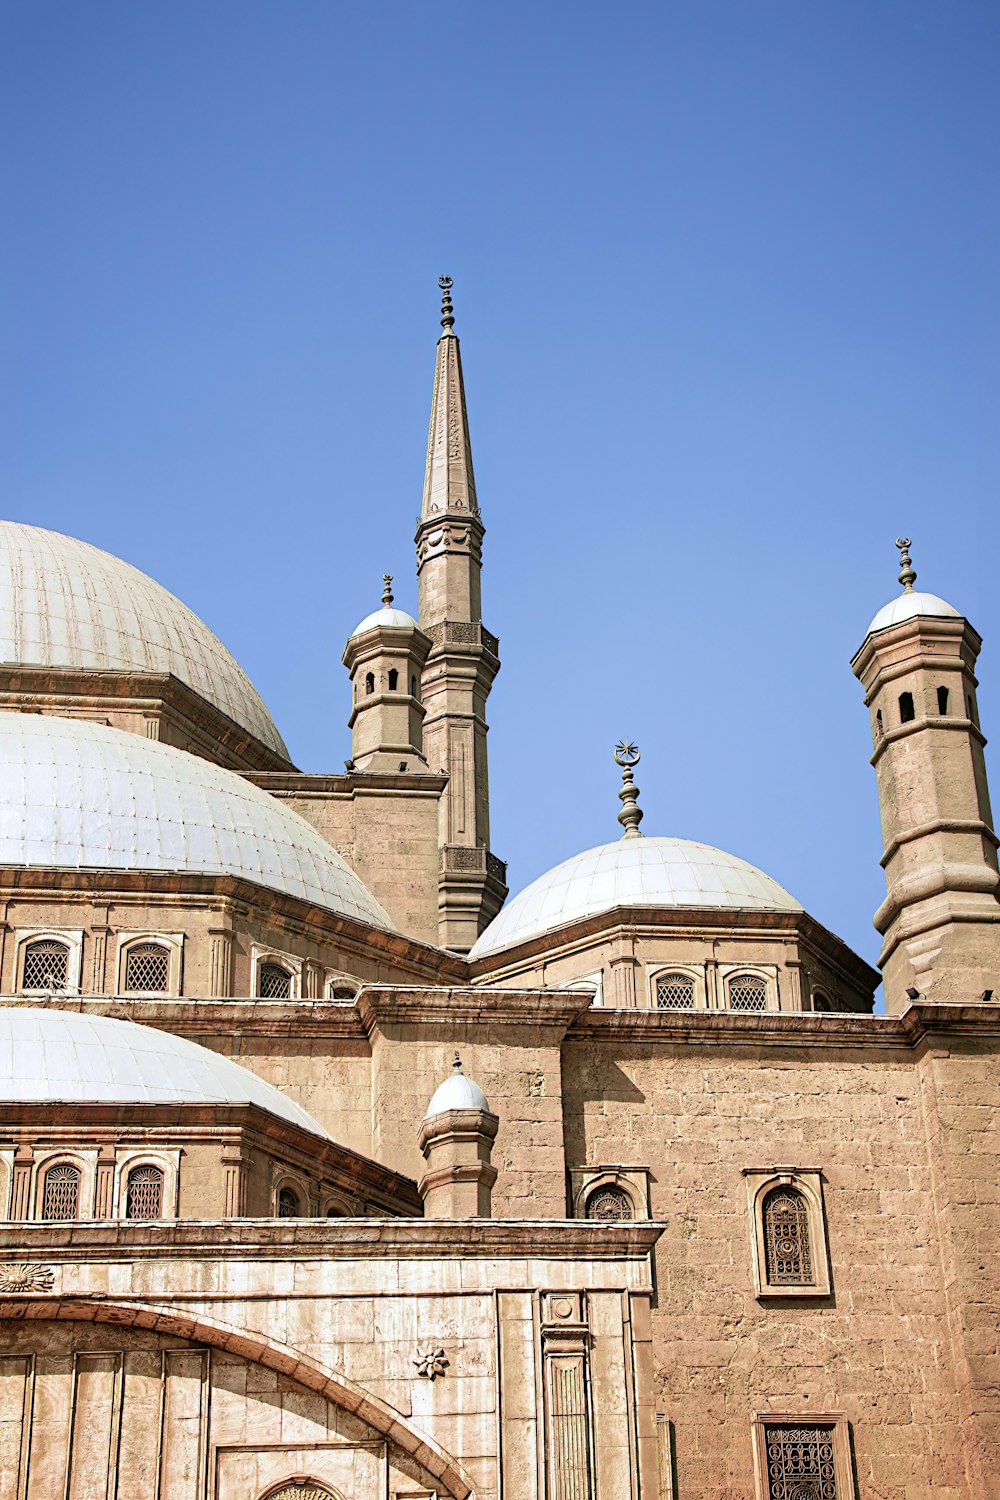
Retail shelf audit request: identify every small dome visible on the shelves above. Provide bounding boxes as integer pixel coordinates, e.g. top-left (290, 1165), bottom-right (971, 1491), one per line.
top-left (0, 521), bottom-right (289, 759)
top-left (0, 1006), bottom-right (330, 1136)
top-left (425, 1062), bottom-right (490, 1118)
top-left (350, 606), bottom-right (418, 638)
top-left (865, 590), bottom-right (961, 637)
top-left (0, 714), bottom-right (394, 930)
top-left (469, 836), bottom-right (801, 959)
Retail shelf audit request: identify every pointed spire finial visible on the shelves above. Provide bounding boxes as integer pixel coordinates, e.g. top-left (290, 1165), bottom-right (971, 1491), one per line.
top-left (614, 741), bottom-right (644, 839)
top-left (438, 275), bottom-right (455, 332)
top-left (382, 573), bottom-right (394, 607)
top-left (895, 537), bottom-right (917, 592)
top-left (452, 1050), bottom-right (463, 1072)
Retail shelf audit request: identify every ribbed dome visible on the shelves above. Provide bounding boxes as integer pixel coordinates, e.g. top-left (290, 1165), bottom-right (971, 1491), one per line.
top-left (865, 590), bottom-right (961, 638)
top-left (350, 605), bottom-right (419, 638)
top-left (0, 714), bottom-right (393, 930)
top-left (0, 1006), bottom-right (330, 1136)
top-left (0, 521), bottom-right (288, 759)
top-left (469, 837), bottom-right (802, 958)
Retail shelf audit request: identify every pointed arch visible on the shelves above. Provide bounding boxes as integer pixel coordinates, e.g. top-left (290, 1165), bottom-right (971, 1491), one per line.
top-left (0, 1296), bottom-right (474, 1499)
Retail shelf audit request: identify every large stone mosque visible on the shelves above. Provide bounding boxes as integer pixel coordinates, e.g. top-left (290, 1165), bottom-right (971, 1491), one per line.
top-left (0, 280), bottom-right (996, 1500)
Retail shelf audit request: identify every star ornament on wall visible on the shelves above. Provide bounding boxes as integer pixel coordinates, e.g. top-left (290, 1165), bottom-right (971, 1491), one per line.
top-left (413, 1346), bottom-right (450, 1380)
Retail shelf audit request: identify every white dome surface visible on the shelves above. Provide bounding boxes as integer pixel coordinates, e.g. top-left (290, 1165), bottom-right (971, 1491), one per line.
top-left (0, 1006), bottom-right (330, 1136)
top-left (469, 836), bottom-right (802, 959)
top-left (865, 590), bottom-right (961, 637)
top-left (0, 714), bottom-right (393, 930)
top-left (350, 605), bottom-right (419, 638)
top-left (425, 1068), bottom-right (490, 1117)
top-left (0, 521), bottom-right (288, 759)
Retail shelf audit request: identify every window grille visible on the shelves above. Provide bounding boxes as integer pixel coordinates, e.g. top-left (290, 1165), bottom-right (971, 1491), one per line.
top-left (763, 1188), bottom-right (813, 1285)
top-left (124, 942), bottom-right (170, 993)
top-left (728, 973), bottom-right (768, 1012)
top-left (277, 1186), bottom-right (299, 1217)
top-left (41, 1163), bottom-right (80, 1220)
top-left (258, 962), bottom-right (292, 999)
top-left (263, 1485), bottom-right (337, 1500)
top-left (22, 939), bottom-right (69, 991)
top-left (763, 1424), bottom-right (838, 1499)
top-left (655, 972), bottom-right (695, 1009)
top-left (125, 1164), bottom-right (164, 1220)
top-left (585, 1185), bottom-right (633, 1221)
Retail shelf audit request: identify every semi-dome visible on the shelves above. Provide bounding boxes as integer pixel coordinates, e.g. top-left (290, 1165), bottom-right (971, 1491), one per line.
top-left (865, 590), bottom-right (961, 638)
top-left (469, 836), bottom-right (802, 959)
top-left (350, 605), bottom-right (419, 638)
top-left (0, 521), bottom-right (288, 759)
top-left (0, 1006), bottom-right (330, 1136)
top-left (0, 714), bottom-right (393, 930)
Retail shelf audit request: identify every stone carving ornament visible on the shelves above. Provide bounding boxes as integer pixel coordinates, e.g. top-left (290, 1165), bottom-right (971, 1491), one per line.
top-left (413, 1346), bottom-right (450, 1380)
top-left (0, 1263), bottom-right (55, 1293)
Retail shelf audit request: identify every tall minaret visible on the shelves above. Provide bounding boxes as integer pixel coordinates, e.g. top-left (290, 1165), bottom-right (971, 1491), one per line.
top-left (415, 277), bottom-right (507, 951)
top-left (852, 539), bottom-right (1000, 1011)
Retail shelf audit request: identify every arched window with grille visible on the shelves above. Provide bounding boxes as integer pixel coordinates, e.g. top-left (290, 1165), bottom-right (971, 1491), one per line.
top-left (125, 1164), bottom-right (164, 1220)
top-left (728, 972), bottom-right (768, 1012)
top-left (123, 941), bottom-right (170, 994)
top-left (654, 972), bottom-right (695, 1009)
top-left (258, 962), bottom-right (292, 999)
top-left (41, 1163), bottom-right (81, 1221)
top-left (277, 1186), bottom-right (300, 1218)
top-left (763, 1186), bottom-right (814, 1285)
top-left (584, 1184), bottom-right (634, 1221)
top-left (22, 938), bottom-right (70, 991)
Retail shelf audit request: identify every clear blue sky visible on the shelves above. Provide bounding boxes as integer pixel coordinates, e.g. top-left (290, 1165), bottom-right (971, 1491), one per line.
top-left (3, 2), bottom-right (998, 989)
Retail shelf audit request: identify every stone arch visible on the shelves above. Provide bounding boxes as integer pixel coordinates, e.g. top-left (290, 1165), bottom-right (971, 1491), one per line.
top-left (0, 1296), bottom-right (474, 1499)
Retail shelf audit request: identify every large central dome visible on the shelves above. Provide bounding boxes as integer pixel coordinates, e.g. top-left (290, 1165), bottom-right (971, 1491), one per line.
top-left (469, 836), bottom-right (802, 958)
top-left (0, 521), bottom-right (288, 759)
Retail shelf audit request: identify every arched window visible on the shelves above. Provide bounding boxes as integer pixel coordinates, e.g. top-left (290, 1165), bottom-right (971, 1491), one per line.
top-left (410, 675), bottom-right (418, 699)
top-left (258, 962), bottom-right (291, 999)
top-left (387, 668), bottom-right (399, 691)
top-left (365, 672), bottom-right (375, 696)
top-left (22, 939), bottom-right (69, 991)
top-left (728, 973), bottom-right (768, 1012)
top-left (763, 1186), bottom-right (814, 1285)
top-left (277, 1186), bottom-right (300, 1218)
top-left (655, 972), bottom-right (695, 1009)
top-left (937, 686), bottom-right (949, 715)
top-left (874, 708), bottom-right (883, 739)
top-left (41, 1163), bottom-right (80, 1221)
top-left (123, 941), bottom-right (170, 993)
top-left (585, 1184), bottom-right (634, 1221)
top-left (259, 1483), bottom-right (339, 1500)
top-left (898, 690), bottom-right (915, 724)
top-left (125, 1164), bottom-right (164, 1220)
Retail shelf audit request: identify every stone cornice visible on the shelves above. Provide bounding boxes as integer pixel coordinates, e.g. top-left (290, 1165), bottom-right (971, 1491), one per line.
top-left (249, 770), bottom-right (449, 797)
top-left (356, 985), bottom-right (595, 1036)
top-left (0, 1216), bottom-right (665, 1261)
top-left (12, 994), bottom-right (370, 1041)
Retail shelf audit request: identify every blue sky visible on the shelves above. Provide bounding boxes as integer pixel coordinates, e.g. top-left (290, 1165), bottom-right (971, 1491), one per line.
top-left (2, 2), bottom-right (998, 986)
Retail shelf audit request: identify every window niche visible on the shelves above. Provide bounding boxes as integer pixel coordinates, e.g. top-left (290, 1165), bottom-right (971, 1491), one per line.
top-left (16, 929), bottom-right (84, 994)
top-left (743, 1168), bottom-right (831, 1299)
top-left (751, 1413), bottom-right (853, 1500)
top-left (569, 1165), bottom-right (650, 1221)
top-left (117, 933), bottom-right (183, 996)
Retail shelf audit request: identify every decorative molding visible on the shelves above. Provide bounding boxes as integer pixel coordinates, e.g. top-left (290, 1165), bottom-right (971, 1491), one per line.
top-left (0, 1262), bottom-right (54, 1293)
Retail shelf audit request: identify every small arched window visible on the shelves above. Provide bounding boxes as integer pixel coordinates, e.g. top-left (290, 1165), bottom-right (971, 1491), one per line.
top-left (365, 672), bottom-right (375, 696)
top-left (937, 686), bottom-right (949, 716)
top-left (898, 690), bottom-right (915, 724)
top-left (585, 1184), bottom-right (634, 1221)
top-left (410, 675), bottom-right (418, 698)
top-left (258, 963), bottom-right (291, 999)
top-left (125, 1164), bottom-right (164, 1220)
top-left (22, 939), bottom-right (70, 991)
top-left (277, 1186), bottom-right (300, 1218)
top-left (387, 668), bottom-right (399, 692)
top-left (42, 1163), bottom-right (80, 1221)
top-left (874, 709), bottom-right (883, 739)
top-left (655, 972), bottom-right (695, 1009)
top-left (728, 973), bottom-right (768, 1012)
top-left (124, 941), bottom-right (170, 994)
top-left (763, 1186), bottom-right (814, 1285)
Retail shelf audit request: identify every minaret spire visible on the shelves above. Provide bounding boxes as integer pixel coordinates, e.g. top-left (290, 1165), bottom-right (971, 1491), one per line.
top-left (418, 276), bottom-right (480, 561)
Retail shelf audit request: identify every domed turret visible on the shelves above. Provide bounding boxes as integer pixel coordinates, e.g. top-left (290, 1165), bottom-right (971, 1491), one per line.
top-left (342, 575), bottom-right (431, 772)
top-left (417, 1053), bottom-right (498, 1218)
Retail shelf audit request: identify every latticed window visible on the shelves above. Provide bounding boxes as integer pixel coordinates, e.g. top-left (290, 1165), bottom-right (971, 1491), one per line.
top-left (655, 972), bottom-right (695, 1009)
top-left (22, 939), bottom-right (69, 991)
top-left (262, 1485), bottom-right (338, 1500)
top-left (585, 1185), bottom-right (634, 1221)
top-left (277, 1186), bottom-right (300, 1217)
top-left (764, 1424), bottom-right (839, 1499)
top-left (763, 1187), bottom-right (813, 1285)
top-left (123, 942), bottom-right (170, 993)
top-left (728, 972), bottom-right (768, 1011)
top-left (125, 1164), bottom-right (164, 1220)
top-left (41, 1163), bottom-right (80, 1220)
top-left (258, 962), bottom-right (291, 999)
